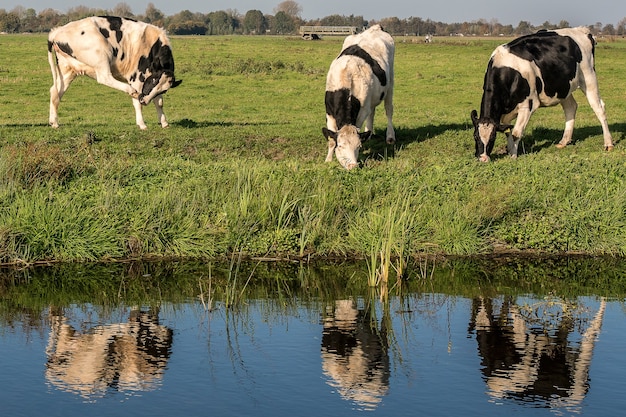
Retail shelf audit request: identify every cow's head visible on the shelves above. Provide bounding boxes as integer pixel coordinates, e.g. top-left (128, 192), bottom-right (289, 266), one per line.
top-left (323, 125), bottom-right (372, 170)
top-left (139, 71), bottom-right (182, 105)
top-left (137, 41), bottom-right (182, 105)
top-left (470, 110), bottom-right (512, 162)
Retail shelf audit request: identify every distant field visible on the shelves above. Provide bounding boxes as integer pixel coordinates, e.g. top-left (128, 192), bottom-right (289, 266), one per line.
top-left (1, 33), bottom-right (626, 265)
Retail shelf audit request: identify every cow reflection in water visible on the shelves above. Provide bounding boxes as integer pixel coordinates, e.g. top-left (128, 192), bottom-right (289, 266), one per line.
top-left (321, 299), bottom-right (390, 410)
top-left (45, 307), bottom-right (173, 398)
top-left (470, 296), bottom-right (605, 410)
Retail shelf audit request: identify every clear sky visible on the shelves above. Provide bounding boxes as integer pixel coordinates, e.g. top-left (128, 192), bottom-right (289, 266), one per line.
top-left (3, 0), bottom-right (624, 27)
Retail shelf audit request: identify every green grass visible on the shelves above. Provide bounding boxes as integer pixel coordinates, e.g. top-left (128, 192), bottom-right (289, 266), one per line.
top-left (1, 34), bottom-right (626, 265)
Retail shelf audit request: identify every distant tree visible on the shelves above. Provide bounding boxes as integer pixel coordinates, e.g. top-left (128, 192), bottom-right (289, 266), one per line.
top-left (272, 11), bottom-right (295, 34)
top-left (538, 21), bottom-right (556, 30)
top-left (243, 9), bottom-right (267, 34)
top-left (617, 17), bottom-right (626, 35)
top-left (405, 16), bottom-right (424, 35)
top-left (0, 10), bottom-right (20, 32)
top-left (207, 10), bottom-right (236, 34)
top-left (558, 20), bottom-right (570, 28)
top-left (319, 14), bottom-right (365, 28)
top-left (168, 9), bottom-right (207, 34)
top-left (273, 1), bottom-right (302, 18)
top-left (602, 24), bottom-right (615, 35)
top-left (39, 8), bottom-right (64, 29)
top-left (515, 20), bottom-right (533, 35)
top-left (19, 7), bottom-right (39, 32)
top-left (67, 6), bottom-right (105, 21)
top-left (379, 17), bottom-right (402, 34)
top-left (592, 21), bottom-right (603, 35)
top-left (144, 3), bottom-right (165, 26)
top-left (111, 2), bottom-right (134, 18)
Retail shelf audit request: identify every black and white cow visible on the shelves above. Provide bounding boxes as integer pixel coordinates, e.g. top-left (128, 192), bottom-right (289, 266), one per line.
top-left (322, 25), bottom-right (395, 170)
top-left (471, 27), bottom-right (613, 162)
top-left (48, 16), bottom-right (182, 130)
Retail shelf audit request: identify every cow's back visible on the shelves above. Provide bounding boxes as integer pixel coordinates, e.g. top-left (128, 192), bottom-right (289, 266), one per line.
top-left (342, 25), bottom-right (394, 76)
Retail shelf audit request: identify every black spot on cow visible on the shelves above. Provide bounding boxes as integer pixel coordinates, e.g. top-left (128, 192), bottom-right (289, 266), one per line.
top-left (99, 27), bottom-right (109, 39)
top-left (480, 61), bottom-right (531, 120)
top-left (81, 31), bottom-right (85, 35)
top-left (138, 39), bottom-right (177, 76)
top-left (120, 52), bottom-right (125, 61)
top-left (325, 88), bottom-right (361, 129)
top-left (506, 31), bottom-right (582, 99)
top-left (55, 41), bottom-right (74, 57)
top-left (112, 47), bottom-right (118, 58)
top-left (102, 16), bottom-right (124, 43)
top-left (129, 72), bottom-right (137, 82)
top-left (339, 44), bottom-right (387, 86)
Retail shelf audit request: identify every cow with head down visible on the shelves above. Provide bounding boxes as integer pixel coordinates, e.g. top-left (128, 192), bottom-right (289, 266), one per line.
top-left (322, 25), bottom-right (396, 170)
top-left (48, 16), bottom-right (182, 130)
top-left (471, 27), bottom-right (613, 162)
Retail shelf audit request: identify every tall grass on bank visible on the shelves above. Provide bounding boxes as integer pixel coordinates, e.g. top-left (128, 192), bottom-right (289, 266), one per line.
top-left (1, 34), bottom-right (626, 264)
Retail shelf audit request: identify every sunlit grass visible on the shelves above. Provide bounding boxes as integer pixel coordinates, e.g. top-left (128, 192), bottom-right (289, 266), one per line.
top-left (1, 34), bottom-right (626, 266)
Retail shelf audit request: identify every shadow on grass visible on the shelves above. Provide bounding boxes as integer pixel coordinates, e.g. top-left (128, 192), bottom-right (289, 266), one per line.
top-left (173, 118), bottom-right (279, 128)
top-left (361, 123), bottom-right (468, 161)
top-left (479, 122), bottom-right (625, 162)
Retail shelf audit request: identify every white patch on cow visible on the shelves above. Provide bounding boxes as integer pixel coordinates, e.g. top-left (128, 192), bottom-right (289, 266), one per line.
top-left (334, 125), bottom-right (362, 170)
top-left (478, 123), bottom-right (495, 146)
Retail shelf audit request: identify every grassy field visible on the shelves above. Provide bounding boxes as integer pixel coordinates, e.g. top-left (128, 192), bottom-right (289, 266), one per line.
top-left (1, 33), bottom-right (626, 267)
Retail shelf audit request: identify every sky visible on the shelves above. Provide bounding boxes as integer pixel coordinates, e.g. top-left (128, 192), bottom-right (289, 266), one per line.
top-left (2, 0), bottom-right (624, 27)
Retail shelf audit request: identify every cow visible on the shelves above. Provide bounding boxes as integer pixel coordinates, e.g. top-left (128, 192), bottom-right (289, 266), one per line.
top-left (471, 27), bottom-right (613, 162)
top-left (48, 16), bottom-right (182, 130)
top-left (322, 25), bottom-right (395, 170)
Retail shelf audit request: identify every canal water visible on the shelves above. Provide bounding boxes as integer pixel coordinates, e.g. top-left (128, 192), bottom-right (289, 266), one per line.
top-left (0, 257), bottom-right (625, 416)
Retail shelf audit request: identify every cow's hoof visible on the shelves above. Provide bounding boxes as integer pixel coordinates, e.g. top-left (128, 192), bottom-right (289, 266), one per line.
top-left (386, 137), bottom-right (395, 145)
top-left (605, 145), bottom-right (614, 151)
top-left (478, 155), bottom-right (490, 163)
top-left (555, 143), bottom-right (566, 149)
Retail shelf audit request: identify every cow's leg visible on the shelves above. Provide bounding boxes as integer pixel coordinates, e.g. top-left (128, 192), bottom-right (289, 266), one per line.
top-left (384, 90), bottom-right (395, 144)
top-left (131, 97), bottom-right (148, 130)
top-left (363, 108), bottom-right (375, 135)
top-left (555, 95), bottom-right (578, 149)
top-left (581, 86), bottom-right (613, 150)
top-left (508, 107), bottom-right (532, 158)
top-left (324, 118), bottom-right (338, 163)
top-left (153, 95), bottom-right (169, 128)
top-left (325, 139), bottom-right (336, 162)
top-left (49, 70), bottom-right (77, 128)
top-left (94, 69), bottom-right (139, 98)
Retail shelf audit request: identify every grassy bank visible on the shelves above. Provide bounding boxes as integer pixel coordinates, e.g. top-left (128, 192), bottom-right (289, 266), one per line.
top-left (1, 34), bottom-right (626, 265)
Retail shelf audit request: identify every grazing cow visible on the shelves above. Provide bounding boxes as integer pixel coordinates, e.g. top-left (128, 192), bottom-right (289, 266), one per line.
top-left (48, 16), bottom-right (182, 130)
top-left (322, 25), bottom-right (395, 170)
top-left (471, 27), bottom-right (613, 162)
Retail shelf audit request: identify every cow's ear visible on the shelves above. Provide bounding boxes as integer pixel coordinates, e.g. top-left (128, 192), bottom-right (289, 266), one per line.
top-left (172, 79), bottom-right (182, 88)
top-left (470, 110), bottom-right (479, 127)
top-left (322, 127), bottom-right (337, 139)
top-left (496, 123), bottom-right (513, 133)
top-left (359, 131), bottom-right (372, 142)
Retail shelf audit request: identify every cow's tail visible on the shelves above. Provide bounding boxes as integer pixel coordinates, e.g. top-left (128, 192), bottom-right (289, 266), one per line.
top-left (47, 38), bottom-right (62, 93)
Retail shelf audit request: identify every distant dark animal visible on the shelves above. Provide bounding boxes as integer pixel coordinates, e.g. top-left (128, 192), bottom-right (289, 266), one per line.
top-left (48, 16), bottom-right (182, 129)
top-left (322, 25), bottom-right (395, 169)
top-left (471, 27), bottom-right (612, 162)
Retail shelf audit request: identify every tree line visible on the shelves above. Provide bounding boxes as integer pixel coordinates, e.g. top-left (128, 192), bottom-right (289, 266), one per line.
top-left (1, 1), bottom-right (626, 37)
